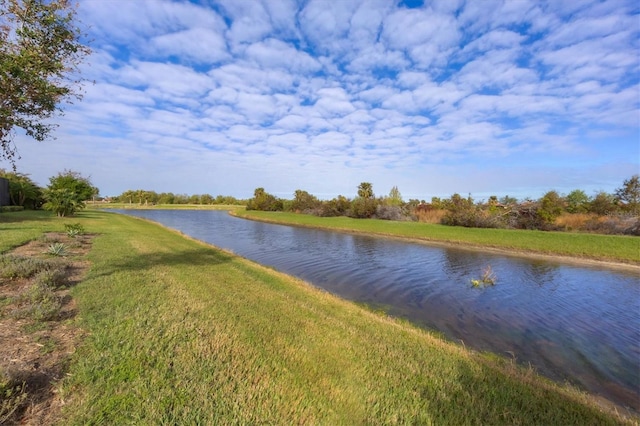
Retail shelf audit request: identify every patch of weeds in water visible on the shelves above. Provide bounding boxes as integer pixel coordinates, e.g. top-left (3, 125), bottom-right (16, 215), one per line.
top-left (471, 265), bottom-right (497, 288)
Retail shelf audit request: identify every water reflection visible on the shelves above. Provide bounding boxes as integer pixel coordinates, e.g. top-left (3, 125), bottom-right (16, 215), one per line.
top-left (114, 209), bottom-right (640, 411)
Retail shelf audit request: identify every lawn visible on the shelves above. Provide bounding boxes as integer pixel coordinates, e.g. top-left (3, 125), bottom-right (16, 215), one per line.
top-left (235, 210), bottom-right (640, 264)
top-left (0, 209), bottom-right (635, 424)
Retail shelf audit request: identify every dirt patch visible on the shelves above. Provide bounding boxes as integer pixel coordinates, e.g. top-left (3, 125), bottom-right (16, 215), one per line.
top-left (0, 233), bottom-right (93, 425)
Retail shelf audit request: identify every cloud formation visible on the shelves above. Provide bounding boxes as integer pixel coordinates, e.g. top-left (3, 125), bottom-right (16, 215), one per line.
top-left (7, 0), bottom-right (639, 200)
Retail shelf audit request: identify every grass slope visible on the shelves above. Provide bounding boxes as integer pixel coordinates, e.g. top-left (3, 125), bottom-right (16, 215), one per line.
top-left (235, 210), bottom-right (640, 264)
top-left (0, 210), bottom-right (633, 424)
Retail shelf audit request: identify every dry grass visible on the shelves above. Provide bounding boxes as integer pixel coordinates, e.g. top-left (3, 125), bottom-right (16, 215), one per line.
top-left (0, 233), bottom-right (92, 425)
top-left (414, 208), bottom-right (447, 223)
top-left (555, 213), bottom-right (599, 231)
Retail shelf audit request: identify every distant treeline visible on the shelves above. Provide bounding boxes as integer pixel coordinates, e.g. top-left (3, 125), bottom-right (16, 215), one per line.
top-left (109, 189), bottom-right (246, 206)
top-left (244, 177), bottom-right (640, 235)
top-left (2, 168), bottom-right (638, 235)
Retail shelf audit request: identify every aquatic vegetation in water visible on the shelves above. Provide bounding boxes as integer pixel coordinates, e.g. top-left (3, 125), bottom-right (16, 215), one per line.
top-left (471, 265), bottom-right (496, 287)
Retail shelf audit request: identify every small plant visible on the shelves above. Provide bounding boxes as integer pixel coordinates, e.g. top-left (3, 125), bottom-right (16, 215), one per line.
top-left (64, 222), bottom-right (85, 237)
top-left (471, 265), bottom-right (496, 287)
top-left (0, 255), bottom-right (56, 280)
top-left (482, 265), bottom-right (496, 285)
top-left (0, 373), bottom-right (27, 424)
top-left (46, 243), bottom-right (68, 257)
top-left (13, 282), bottom-right (62, 321)
top-left (34, 267), bottom-right (67, 288)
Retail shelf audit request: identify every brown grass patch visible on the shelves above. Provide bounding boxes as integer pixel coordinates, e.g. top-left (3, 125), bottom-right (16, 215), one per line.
top-left (0, 233), bottom-right (93, 425)
top-left (414, 208), bottom-right (447, 224)
top-left (555, 213), bottom-right (598, 231)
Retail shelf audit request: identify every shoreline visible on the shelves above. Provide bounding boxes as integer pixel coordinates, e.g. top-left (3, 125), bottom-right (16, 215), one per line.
top-left (232, 211), bottom-right (640, 273)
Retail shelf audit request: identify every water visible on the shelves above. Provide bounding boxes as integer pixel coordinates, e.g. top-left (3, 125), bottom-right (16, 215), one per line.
top-left (115, 209), bottom-right (640, 410)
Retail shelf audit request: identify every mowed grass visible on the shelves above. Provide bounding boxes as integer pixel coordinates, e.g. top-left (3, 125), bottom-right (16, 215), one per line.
top-left (235, 210), bottom-right (640, 264)
top-left (0, 210), bottom-right (634, 424)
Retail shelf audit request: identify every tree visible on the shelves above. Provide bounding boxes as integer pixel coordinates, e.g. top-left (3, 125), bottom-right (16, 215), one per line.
top-left (291, 189), bottom-right (319, 212)
top-left (357, 182), bottom-right (374, 199)
top-left (614, 175), bottom-right (640, 213)
top-left (0, 169), bottom-right (41, 207)
top-left (386, 186), bottom-right (403, 207)
top-left (537, 190), bottom-right (564, 224)
top-left (43, 170), bottom-right (96, 216)
top-left (590, 191), bottom-right (617, 215)
top-left (565, 189), bottom-right (590, 214)
top-left (246, 187), bottom-right (282, 211)
top-left (48, 170), bottom-right (97, 201)
top-left (0, 0), bottom-right (90, 164)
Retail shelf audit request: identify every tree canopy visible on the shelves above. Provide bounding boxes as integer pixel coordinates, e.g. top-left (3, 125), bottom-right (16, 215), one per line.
top-left (42, 170), bottom-right (96, 216)
top-left (615, 174), bottom-right (639, 213)
top-left (0, 0), bottom-right (89, 164)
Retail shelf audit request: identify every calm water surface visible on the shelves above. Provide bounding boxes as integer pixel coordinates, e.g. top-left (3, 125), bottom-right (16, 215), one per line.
top-left (116, 209), bottom-right (640, 410)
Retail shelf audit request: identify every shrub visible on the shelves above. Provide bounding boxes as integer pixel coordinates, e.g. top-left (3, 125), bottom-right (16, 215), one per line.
top-left (0, 255), bottom-right (57, 280)
top-left (43, 188), bottom-right (84, 217)
top-left (13, 282), bottom-right (62, 321)
top-left (64, 222), bottom-right (85, 237)
top-left (375, 205), bottom-right (406, 221)
top-left (46, 243), bottom-right (68, 256)
top-left (0, 206), bottom-right (24, 212)
top-left (537, 191), bottom-right (564, 224)
top-left (348, 197), bottom-right (378, 218)
top-left (34, 268), bottom-right (67, 288)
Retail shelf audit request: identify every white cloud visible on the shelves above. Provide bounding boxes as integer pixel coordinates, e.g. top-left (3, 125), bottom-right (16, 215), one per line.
top-left (4, 0), bottom-right (637, 201)
top-left (150, 27), bottom-right (229, 64)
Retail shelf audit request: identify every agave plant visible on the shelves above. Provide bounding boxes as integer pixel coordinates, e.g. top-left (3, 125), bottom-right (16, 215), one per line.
top-left (64, 223), bottom-right (85, 237)
top-left (46, 243), bottom-right (68, 257)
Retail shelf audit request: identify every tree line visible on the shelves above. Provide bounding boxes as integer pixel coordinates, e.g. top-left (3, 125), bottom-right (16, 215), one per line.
top-left (245, 177), bottom-right (640, 235)
top-left (2, 169), bottom-right (638, 234)
top-left (110, 189), bottom-right (244, 206)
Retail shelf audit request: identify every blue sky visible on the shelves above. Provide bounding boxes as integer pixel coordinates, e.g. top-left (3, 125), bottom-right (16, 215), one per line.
top-left (5, 0), bottom-right (639, 200)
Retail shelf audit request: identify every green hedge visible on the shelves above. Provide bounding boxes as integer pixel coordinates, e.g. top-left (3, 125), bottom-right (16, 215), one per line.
top-left (0, 206), bottom-right (25, 212)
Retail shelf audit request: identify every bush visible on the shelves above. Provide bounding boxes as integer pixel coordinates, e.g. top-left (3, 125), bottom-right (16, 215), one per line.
top-left (0, 255), bottom-right (59, 280)
top-left (34, 268), bottom-right (67, 288)
top-left (0, 205), bottom-right (24, 212)
top-left (13, 282), bottom-right (62, 321)
top-left (348, 197), bottom-right (377, 218)
top-left (537, 191), bottom-right (564, 224)
top-left (375, 205), bottom-right (406, 221)
top-left (64, 222), bottom-right (85, 237)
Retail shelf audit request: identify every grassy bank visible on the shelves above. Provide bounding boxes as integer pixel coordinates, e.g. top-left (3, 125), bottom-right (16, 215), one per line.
top-left (235, 210), bottom-right (640, 265)
top-left (0, 210), bottom-right (635, 424)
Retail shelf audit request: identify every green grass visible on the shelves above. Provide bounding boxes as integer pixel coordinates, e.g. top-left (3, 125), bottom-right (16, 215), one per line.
top-left (0, 210), bottom-right (635, 424)
top-left (235, 210), bottom-right (640, 264)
